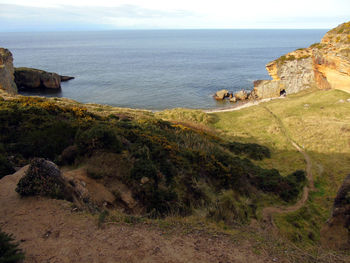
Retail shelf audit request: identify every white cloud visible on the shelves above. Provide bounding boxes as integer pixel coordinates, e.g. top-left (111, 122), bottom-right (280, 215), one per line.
top-left (0, 0), bottom-right (349, 30)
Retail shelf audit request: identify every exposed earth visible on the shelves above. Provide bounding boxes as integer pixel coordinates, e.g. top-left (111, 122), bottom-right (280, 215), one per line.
top-left (0, 167), bottom-right (272, 263)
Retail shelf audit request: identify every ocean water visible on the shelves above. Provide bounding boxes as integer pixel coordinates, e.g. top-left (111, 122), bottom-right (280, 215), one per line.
top-left (0, 30), bottom-right (327, 110)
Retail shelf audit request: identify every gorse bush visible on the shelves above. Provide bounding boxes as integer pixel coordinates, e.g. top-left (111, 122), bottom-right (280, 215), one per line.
top-left (76, 125), bottom-right (122, 155)
top-left (0, 154), bottom-right (14, 179)
top-left (226, 142), bottom-right (271, 160)
top-left (0, 98), bottom-right (307, 223)
top-left (0, 229), bottom-right (24, 263)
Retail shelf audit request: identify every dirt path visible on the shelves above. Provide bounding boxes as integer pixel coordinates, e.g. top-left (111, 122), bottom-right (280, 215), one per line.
top-left (0, 167), bottom-right (273, 263)
top-left (261, 106), bottom-right (315, 227)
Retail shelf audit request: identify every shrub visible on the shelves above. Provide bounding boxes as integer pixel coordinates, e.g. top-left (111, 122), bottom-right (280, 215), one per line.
top-left (0, 229), bottom-right (24, 263)
top-left (58, 145), bottom-right (79, 165)
top-left (0, 155), bottom-right (15, 179)
top-left (226, 142), bottom-right (271, 160)
top-left (14, 121), bottom-right (76, 160)
top-left (130, 158), bottom-right (158, 182)
top-left (76, 125), bottom-right (122, 155)
top-left (208, 190), bottom-right (255, 225)
top-left (16, 158), bottom-right (67, 200)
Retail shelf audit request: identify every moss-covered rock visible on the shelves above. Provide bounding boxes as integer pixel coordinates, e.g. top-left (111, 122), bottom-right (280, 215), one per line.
top-left (16, 158), bottom-right (69, 200)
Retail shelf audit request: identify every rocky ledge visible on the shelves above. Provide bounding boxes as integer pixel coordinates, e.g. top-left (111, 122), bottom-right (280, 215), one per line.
top-left (15, 67), bottom-right (74, 90)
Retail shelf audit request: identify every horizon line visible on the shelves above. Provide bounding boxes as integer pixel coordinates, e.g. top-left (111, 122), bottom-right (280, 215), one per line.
top-left (0, 28), bottom-right (330, 33)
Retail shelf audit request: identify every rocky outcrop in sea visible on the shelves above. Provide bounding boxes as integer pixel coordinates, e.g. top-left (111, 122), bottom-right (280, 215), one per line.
top-left (0, 48), bottom-right (74, 93)
top-left (14, 67), bottom-right (74, 90)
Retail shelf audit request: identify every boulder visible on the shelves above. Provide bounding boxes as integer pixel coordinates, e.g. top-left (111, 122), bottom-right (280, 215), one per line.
top-left (16, 158), bottom-right (71, 200)
top-left (229, 97), bottom-right (237, 103)
top-left (321, 174), bottom-right (350, 250)
top-left (214, 89), bottom-right (229, 100)
top-left (14, 67), bottom-right (74, 90)
top-left (0, 48), bottom-right (17, 94)
top-left (234, 90), bottom-right (248, 101)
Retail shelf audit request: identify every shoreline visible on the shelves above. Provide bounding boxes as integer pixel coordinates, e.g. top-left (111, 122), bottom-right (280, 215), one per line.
top-left (204, 96), bottom-right (286, 113)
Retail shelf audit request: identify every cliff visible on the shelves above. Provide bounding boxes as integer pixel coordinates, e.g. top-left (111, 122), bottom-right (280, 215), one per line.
top-left (0, 48), bottom-right (17, 94)
top-left (14, 67), bottom-right (74, 90)
top-left (252, 22), bottom-right (350, 99)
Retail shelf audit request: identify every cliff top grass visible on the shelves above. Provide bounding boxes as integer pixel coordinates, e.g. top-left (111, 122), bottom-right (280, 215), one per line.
top-left (162, 88), bottom-right (350, 247)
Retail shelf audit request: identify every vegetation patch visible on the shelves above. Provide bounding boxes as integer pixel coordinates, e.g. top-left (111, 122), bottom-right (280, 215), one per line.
top-left (16, 158), bottom-right (67, 199)
top-left (0, 229), bottom-right (25, 263)
top-left (0, 97), bottom-right (306, 224)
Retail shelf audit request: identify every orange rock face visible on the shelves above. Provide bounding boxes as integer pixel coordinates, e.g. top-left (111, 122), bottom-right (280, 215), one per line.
top-left (254, 21), bottom-right (350, 99)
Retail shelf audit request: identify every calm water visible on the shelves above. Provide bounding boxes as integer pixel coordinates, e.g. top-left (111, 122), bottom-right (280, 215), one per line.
top-left (0, 30), bottom-right (327, 110)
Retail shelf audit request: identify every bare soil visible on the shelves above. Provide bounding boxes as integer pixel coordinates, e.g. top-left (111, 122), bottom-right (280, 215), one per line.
top-left (0, 167), bottom-right (272, 263)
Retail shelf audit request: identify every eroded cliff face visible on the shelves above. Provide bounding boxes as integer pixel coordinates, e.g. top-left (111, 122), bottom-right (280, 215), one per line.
top-left (0, 48), bottom-right (17, 95)
top-left (253, 22), bottom-right (350, 99)
top-left (321, 174), bottom-right (350, 250)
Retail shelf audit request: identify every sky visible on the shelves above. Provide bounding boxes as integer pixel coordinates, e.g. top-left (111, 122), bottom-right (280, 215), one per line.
top-left (0, 0), bottom-right (349, 31)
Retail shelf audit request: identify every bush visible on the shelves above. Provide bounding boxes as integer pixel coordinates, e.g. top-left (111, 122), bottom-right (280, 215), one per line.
top-left (76, 125), bottom-right (122, 155)
top-left (58, 145), bottom-right (79, 165)
top-left (253, 169), bottom-right (307, 202)
top-left (0, 155), bottom-right (15, 179)
top-left (14, 121), bottom-right (76, 160)
top-left (226, 142), bottom-right (271, 160)
top-left (0, 229), bottom-right (24, 263)
top-left (208, 190), bottom-right (255, 225)
top-left (16, 158), bottom-right (67, 200)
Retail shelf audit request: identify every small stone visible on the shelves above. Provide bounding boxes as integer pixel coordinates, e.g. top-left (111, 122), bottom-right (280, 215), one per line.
top-left (141, 176), bottom-right (150, 184)
top-left (229, 97), bottom-right (237, 103)
top-left (304, 104), bottom-right (310, 107)
top-left (339, 99), bottom-right (345, 103)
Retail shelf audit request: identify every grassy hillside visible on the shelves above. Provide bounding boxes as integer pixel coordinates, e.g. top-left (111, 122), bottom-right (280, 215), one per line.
top-left (1, 88), bottom-right (349, 259)
top-left (160, 89), bottom-right (350, 247)
top-left (0, 95), bottom-right (307, 225)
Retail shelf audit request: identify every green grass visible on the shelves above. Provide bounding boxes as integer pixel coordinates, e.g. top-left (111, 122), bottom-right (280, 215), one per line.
top-left (158, 89), bottom-right (350, 247)
top-left (211, 89), bottom-right (350, 246)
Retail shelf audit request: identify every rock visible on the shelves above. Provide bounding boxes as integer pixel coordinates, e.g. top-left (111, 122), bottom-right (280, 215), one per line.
top-left (0, 48), bottom-right (17, 94)
top-left (321, 174), bottom-right (350, 250)
top-left (60, 75), bottom-right (75, 82)
top-left (234, 90), bottom-right (248, 101)
top-left (229, 97), bottom-right (237, 103)
top-left (14, 67), bottom-right (74, 90)
top-left (214, 89), bottom-right (229, 100)
top-left (253, 21), bottom-right (350, 99)
top-left (15, 158), bottom-right (71, 200)
top-left (140, 176), bottom-right (150, 184)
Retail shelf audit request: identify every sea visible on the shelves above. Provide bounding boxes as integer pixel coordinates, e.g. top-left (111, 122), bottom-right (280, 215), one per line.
top-left (0, 30), bottom-right (327, 110)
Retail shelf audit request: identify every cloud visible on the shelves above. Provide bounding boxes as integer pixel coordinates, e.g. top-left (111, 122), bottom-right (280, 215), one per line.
top-left (0, 1), bottom-right (348, 31)
top-left (0, 4), bottom-right (196, 31)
